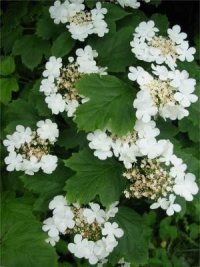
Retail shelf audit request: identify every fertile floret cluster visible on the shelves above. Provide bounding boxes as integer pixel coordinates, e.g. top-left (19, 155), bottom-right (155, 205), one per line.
top-left (87, 119), bottom-right (170, 169)
top-left (40, 45), bottom-right (107, 117)
top-left (129, 65), bottom-right (198, 121)
top-left (49, 1), bottom-right (108, 41)
top-left (3, 120), bottom-right (59, 175)
top-left (123, 152), bottom-right (198, 216)
top-left (42, 196), bottom-right (123, 265)
top-left (131, 21), bottom-right (196, 70)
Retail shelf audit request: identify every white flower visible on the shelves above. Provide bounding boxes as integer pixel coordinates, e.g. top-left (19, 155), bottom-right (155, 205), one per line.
top-left (46, 235), bottom-right (60, 246)
top-left (165, 194), bottom-right (182, 216)
top-left (167, 25), bottom-right (187, 44)
top-left (118, 143), bottom-right (139, 169)
top-left (174, 80), bottom-right (197, 107)
top-left (4, 151), bottom-right (23, 171)
top-left (133, 90), bottom-right (158, 123)
top-left (3, 132), bottom-right (24, 152)
top-left (173, 173), bottom-right (199, 201)
top-left (16, 125), bottom-right (32, 144)
top-left (170, 155), bottom-right (187, 178)
top-left (68, 234), bottom-right (89, 259)
top-left (128, 66), bottom-right (153, 85)
top-left (151, 194), bottom-right (181, 216)
top-left (43, 56), bottom-right (62, 78)
top-left (87, 130), bottom-right (113, 160)
top-left (136, 138), bottom-right (164, 159)
top-left (158, 140), bottom-right (174, 165)
top-left (67, 23), bottom-right (93, 42)
top-left (76, 45), bottom-right (99, 74)
top-left (160, 102), bottom-right (189, 120)
top-left (49, 195), bottom-right (68, 211)
top-left (94, 240), bottom-right (109, 261)
top-left (105, 201), bottom-right (119, 220)
top-left (177, 41), bottom-right (196, 62)
top-left (45, 93), bottom-right (66, 114)
top-left (40, 155), bottom-right (58, 174)
top-left (37, 119), bottom-right (59, 142)
top-left (102, 235), bottom-right (118, 252)
top-left (102, 222), bottom-right (124, 238)
top-left (65, 99), bottom-right (79, 117)
top-left (134, 21), bottom-right (159, 41)
top-left (53, 206), bottom-right (75, 232)
top-left (49, 0), bottom-right (69, 24)
top-left (22, 156), bottom-right (41, 175)
top-left (151, 64), bottom-right (169, 80)
top-left (42, 217), bottom-right (59, 238)
top-left (40, 77), bottom-right (57, 96)
top-left (83, 203), bottom-right (106, 224)
top-left (134, 120), bottom-right (160, 139)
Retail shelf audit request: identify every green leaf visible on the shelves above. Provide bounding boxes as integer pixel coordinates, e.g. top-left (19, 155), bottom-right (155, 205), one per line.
top-left (88, 27), bottom-right (135, 72)
top-left (151, 13), bottom-right (169, 35)
top-left (159, 217), bottom-right (177, 241)
top-left (75, 74), bottom-right (136, 136)
top-left (58, 127), bottom-right (87, 150)
top-left (13, 35), bottom-right (50, 70)
top-left (1, 194), bottom-right (58, 267)
top-left (3, 99), bottom-right (38, 134)
top-left (1, 26), bottom-right (23, 54)
top-left (21, 163), bottom-right (70, 211)
top-left (179, 119), bottom-right (199, 143)
top-left (0, 77), bottom-right (19, 105)
top-left (64, 149), bottom-right (125, 206)
top-left (0, 56), bottom-right (15, 76)
top-left (109, 207), bottom-right (149, 265)
top-left (102, 3), bottom-right (130, 21)
top-left (51, 32), bottom-right (75, 58)
top-left (36, 17), bottom-right (62, 40)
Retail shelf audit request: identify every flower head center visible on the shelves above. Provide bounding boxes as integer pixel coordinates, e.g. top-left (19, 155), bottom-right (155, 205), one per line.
top-left (66, 207), bottom-right (102, 241)
top-left (123, 158), bottom-right (174, 200)
top-left (145, 79), bottom-right (175, 107)
top-left (69, 11), bottom-right (92, 25)
top-left (56, 63), bottom-right (82, 102)
top-left (18, 132), bottom-right (50, 160)
top-left (149, 36), bottom-right (177, 58)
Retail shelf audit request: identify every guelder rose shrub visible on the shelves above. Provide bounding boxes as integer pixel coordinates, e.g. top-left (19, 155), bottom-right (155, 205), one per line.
top-left (2, 0), bottom-right (199, 266)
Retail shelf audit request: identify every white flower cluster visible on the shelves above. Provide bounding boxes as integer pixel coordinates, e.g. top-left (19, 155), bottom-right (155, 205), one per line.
top-left (87, 121), bottom-right (198, 216)
top-left (129, 65), bottom-right (198, 121)
top-left (123, 148), bottom-right (198, 216)
top-left (42, 196), bottom-right (123, 265)
top-left (40, 45), bottom-right (107, 117)
top-left (87, 119), bottom-right (166, 169)
top-left (49, 1), bottom-right (108, 41)
top-left (117, 0), bottom-right (150, 9)
top-left (131, 21), bottom-right (196, 70)
top-left (3, 120), bottom-right (59, 175)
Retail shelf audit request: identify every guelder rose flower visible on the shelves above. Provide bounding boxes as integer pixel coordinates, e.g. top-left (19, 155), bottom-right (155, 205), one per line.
top-left (49, 1), bottom-right (108, 42)
top-left (3, 121), bottom-right (59, 175)
top-left (173, 173), bottom-right (199, 201)
top-left (40, 46), bottom-right (107, 118)
top-left (42, 197), bottom-right (123, 265)
top-left (129, 65), bottom-right (197, 122)
top-left (122, 139), bottom-right (198, 216)
top-left (131, 20), bottom-right (196, 69)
